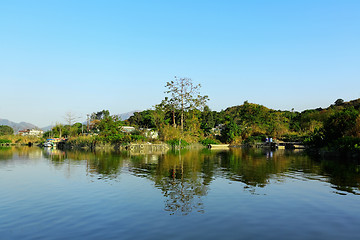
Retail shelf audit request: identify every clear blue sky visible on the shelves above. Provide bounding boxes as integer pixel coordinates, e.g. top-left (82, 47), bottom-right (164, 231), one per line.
top-left (1, 0), bottom-right (359, 127)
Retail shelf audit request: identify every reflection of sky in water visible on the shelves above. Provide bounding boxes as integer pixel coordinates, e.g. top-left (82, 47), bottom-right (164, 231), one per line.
top-left (0, 147), bottom-right (360, 239)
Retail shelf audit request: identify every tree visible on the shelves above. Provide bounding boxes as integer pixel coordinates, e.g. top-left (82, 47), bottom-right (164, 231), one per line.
top-left (221, 118), bottom-right (241, 143)
top-left (335, 99), bottom-right (344, 106)
top-left (323, 107), bottom-right (359, 140)
top-left (127, 110), bottom-right (157, 129)
top-left (155, 97), bottom-right (177, 127)
top-left (0, 125), bottom-right (14, 135)
top-left (201, 106), bottom-right (215, 134)
top-left (64, 112), bottom-right (78, 127)
top-left (91, 110), bottom-right (110, 121)
top-left (165, 77), bottom-right (209, 132)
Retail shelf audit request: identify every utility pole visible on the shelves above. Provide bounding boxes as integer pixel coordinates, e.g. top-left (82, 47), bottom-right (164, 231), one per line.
top-left (87, 114), bottom-right (90, 132)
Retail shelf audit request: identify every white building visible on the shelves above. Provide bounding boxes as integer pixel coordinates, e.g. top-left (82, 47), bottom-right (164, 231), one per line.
top-left (140, 128), bottom-right (159, 139)
top-left (18, 129), bottom-right (44, 137)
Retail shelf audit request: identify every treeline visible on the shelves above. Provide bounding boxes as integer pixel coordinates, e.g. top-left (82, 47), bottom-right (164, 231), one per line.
top-left (126, 98), bottom-right (360, 151)
top-left (43, 110), bottom-right (148, 147)
top-left (37, 76), bottom-right (360, 153)
top-left (41, 97), bottom-right (360, 153)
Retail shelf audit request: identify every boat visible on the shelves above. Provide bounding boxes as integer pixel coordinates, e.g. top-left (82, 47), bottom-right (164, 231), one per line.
top-left (43, 140), bottom-right (54, 147)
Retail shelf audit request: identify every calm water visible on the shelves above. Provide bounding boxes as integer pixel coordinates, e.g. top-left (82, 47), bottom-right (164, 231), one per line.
top-left (0, 147), bottom-right (359, 240)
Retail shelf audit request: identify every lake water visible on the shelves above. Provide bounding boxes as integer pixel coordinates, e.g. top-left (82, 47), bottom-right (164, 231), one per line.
top-left (0, 147), bottom-right (359, 240)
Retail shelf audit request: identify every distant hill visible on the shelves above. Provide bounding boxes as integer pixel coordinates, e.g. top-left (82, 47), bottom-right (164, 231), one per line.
top-left (0, 119), bottom-right (38, 132)
top-left (117, 110), bottom-right (141, 121)
top-left (41, 125), bottom-right (54, 132)
top-left (39, 110), bottom-right (141, 131)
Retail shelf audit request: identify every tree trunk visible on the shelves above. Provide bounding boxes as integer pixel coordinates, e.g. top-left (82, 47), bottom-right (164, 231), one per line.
top-left (172, 110), bottom-right (176, 127)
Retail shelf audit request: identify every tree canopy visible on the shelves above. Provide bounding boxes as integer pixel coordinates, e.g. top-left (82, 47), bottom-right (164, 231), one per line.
top-left (0, 125), bottom-right (14, 136)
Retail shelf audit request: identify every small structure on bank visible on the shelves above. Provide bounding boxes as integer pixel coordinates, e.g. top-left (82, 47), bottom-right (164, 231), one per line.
top-left (18, 129), bottom-right (44, 137)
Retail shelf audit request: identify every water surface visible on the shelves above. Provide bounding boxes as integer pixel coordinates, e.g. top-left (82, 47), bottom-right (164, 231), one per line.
top-left (0, 147), bottom-right (359, 239)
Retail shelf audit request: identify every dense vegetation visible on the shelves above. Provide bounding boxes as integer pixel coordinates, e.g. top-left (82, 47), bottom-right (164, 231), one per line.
top-left (0, 125), bottom-right (14, 136)
top-left (38, 78), bottom-right (360, 153)
top-left (41, 93), bottom-right (360, 153)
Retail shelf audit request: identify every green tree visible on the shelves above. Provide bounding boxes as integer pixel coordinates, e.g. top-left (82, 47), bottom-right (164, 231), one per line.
top-left (0, 125), bottom-right (14, 135)
top-left (91, 110), bottom-right (110, 121)
top-left (335, 98), bottom-right (344, 106)
top-left (155, 97), bottom-right (177, 127)
top-left (221, 118), bottom-right (241, 143)
top-left (323, 107), bottom-right (359, 141)
top-left (127, 110), bottom-right (156, 129)
top-left (47, 123), bottom-right (67, 138)
top-left (200, 106), bottom-right (215, 134)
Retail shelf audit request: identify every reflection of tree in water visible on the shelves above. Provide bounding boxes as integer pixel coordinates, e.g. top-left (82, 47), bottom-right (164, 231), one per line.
top-left (0, 147), bottom-right (14, 161)
top-left (0, 146), bottom-right (43, 160)
top-left (129, 150), bottom-right (212, 215)
top-left (71, 150), bottom-right (128, 180)
top-left (159, 177), bottom-right (206, 215)
top-left (219, 148), bottom-right (360, 195)
top-left (40, 147), bottom-right (360, 198)
top-left (319, 159), bottom-right (360, 195)
top-left (43, 149), bottom-right (128, 180)
top-left (159, 153), bottom-right (207, 215)
top-left (43, 148), bottom-right (66, 164)
top-left (214, 149), bottom-right (315, 194)
top-left (217, 149), bottom-right (286, 187)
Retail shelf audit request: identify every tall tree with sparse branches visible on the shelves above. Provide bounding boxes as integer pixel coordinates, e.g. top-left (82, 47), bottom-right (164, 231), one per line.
top-left (165, 77), bottom-right (209, 132)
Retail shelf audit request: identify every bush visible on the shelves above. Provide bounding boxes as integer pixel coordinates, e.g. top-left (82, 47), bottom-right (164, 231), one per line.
top-left (332, 137), bottom-right (360, 152)
top-left (200, 138), bottom-right (220, 146)
top-left (166, 139), bottom-right (189, 148)
top-left (0, 139), bottom-right (11, 144)
top-left (244, 135), bottom-right (266, 144)
top-left (131, 135), bottom-right (146, 142)
top-left (280, 133), bottom-right (306, 142)
top-left (67, 136), bottom-right (95, 147)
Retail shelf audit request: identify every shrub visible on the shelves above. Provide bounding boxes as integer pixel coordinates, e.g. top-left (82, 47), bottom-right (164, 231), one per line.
top-left (332, 136), bottom-right (360, 152)
top-left (200, 138), bottom-right (220, 146)
top-left (0, 139), bottom-right (11, 144)
top-left (166, 139), bottom-right (189, 148)
top-left (131, 135), bottom-right (146, 142)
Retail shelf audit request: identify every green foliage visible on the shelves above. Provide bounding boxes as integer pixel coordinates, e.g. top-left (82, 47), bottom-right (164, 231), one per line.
top-left (323, 107), bottom-right (359, 141)
top-left (0, 125), bottom-right (14, 136)
top-left (0, 139), bottom-right (11, 144)
top-left (131, 134), bottom-right (146, 142)
top-left (304, 128), bottom-right (326, 148)
top-left (200, 138), bottom-right (220, 146)
top-left (220, 119), bottom-right (242, 143)
top-left (280, 133), bottom-right (305, 142)
top-left (54, 93), bottom-right (360, 150)
top-left (127, 110), bottom-right (156, 128)
top-left (335, 98), bottom-right (344, 106)
top-left (47, 123), bottom-right (68, 138)
top-left (332, 137), bottom-right (360, 153)
top-left (304, 107), bottom-right (360, 151)
top-left (66, 136), bottom-right (95, 148)
top-left (166, 139), bottom-right (189, 147)
top-left (165, 77), bottom-right (209, 131)
top-left (244, 135), bottom-right (267, 144)
top-left (91, 110), bottom-right (110, 121)
top-left (200, 106), bottom-right (215, 133)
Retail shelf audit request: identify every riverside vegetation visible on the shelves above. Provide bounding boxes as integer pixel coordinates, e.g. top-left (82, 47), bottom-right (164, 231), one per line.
top-left (1, 78), bottom-right (360, 155)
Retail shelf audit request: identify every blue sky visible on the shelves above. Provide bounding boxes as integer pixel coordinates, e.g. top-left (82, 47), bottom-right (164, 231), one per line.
top-left (1, 0), bottom-right (359, 127)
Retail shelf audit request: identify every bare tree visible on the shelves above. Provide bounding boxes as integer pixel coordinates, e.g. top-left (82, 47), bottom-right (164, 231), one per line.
top-left (165, 77), bottom-right (209, 132)
top-left (64, 111), bottom-right (77, 126)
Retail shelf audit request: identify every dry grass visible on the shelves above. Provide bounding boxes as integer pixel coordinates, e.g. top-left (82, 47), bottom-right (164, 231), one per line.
top-left (0, 135), bottom-right (41, 144)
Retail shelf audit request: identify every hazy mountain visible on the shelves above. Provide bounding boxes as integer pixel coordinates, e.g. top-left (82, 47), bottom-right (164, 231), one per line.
top-left (117, 110), bottom-right (140, 120)
top-left (41, 125), bottom-right (55, 132)
top-left (0, 119), bottom-right (38, 132)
